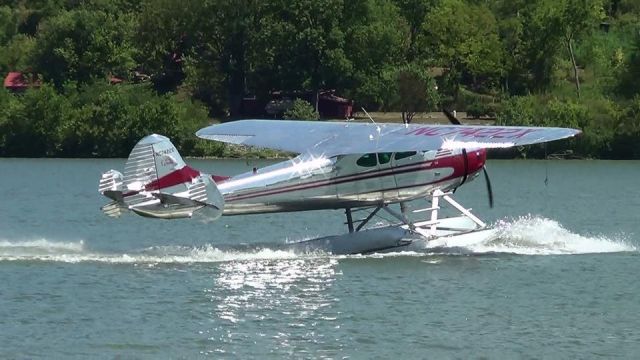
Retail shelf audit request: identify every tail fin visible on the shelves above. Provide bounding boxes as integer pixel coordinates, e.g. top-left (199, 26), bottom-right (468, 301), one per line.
top-left (98, 134), bottom-right (224, 220)
top-left (123, 134), bottom-right (186, 191)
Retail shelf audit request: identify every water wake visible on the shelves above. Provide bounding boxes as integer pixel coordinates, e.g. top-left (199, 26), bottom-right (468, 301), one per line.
top-left (0, 216), bottom-right (634, 263)
top-left (0, 240), bottom-right (302, 264)
top-left (0, 239), bottom-right (85, 254)
top-left (469, 215), bottom-right (636, 255)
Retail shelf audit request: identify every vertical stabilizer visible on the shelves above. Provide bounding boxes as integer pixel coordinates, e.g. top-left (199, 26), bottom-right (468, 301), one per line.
top-left (124, 134), bottom-right (186, 191)
top-left (98, 134), bottom-right (224, 220)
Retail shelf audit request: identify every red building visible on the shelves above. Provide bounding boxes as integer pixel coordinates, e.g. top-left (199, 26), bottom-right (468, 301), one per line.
top-left (317, 90), bottom-right (353, 119)
top-left (3, 72), bottom-right (41, 92)
top-left (242, 90), bottom-right (354, 119)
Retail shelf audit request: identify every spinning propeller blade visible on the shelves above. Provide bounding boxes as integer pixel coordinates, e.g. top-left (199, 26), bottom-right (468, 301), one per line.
top-left (443, 108), bottom-right (494, 207)
top-left (443, 108), bottom-right (462, 125)
top-left (482, 166), bottom-right (494, 208)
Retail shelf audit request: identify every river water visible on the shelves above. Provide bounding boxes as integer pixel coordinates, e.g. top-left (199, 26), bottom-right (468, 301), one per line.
top-left (1, 158), bottom-right (639, 358)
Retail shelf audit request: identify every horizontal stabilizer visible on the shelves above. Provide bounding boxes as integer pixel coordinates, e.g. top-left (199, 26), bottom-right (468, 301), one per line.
top-left (102, 190), bottom-right (124, 202)
top-left (101, 201), bottom-right (128, 218)
top-left (99, 170), bottom-right (124, 195)
top-left (130, 204), bottom-right (200, 219)
top-left (98, 134), bottom-right (225, 221)
top-left (153, 192), bottom-right (220, 210)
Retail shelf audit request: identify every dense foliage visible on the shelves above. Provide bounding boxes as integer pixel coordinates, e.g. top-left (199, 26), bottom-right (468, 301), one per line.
top-left (0, 0), bottom-right (639, 158)
top-left (284, 99), bottom-right (320, 120)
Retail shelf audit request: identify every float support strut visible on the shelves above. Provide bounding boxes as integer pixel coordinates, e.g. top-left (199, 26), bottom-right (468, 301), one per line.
top-left (345, 208), bottom-right (354, 233)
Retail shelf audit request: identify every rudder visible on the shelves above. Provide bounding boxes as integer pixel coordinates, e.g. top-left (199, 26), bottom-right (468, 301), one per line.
top-left (98, 134), bottom-right (224, 220)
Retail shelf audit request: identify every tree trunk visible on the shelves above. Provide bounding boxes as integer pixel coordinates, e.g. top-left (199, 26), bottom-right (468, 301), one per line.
top-left (407, 112), bottom-right (415, 124)
top-left (227, 29), bottom-right (246, 119)
top-left (567, 37), bottom-right (580, 98)
top-left (402, 111), bottom-right (415, 124)
top-left (504, 74), bottom-right (509, 94)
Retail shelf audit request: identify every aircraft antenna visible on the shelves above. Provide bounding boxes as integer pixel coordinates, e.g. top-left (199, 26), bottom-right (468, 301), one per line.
top-left (544, 143), bottom-right (549, 187)
top-left (361, 107), bottom-right (381, 140)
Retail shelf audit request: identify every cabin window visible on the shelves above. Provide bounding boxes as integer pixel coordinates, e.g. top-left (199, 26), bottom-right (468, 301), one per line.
top-left (394, 151), bottom-right (417, 160)
top-left (356, 153), bottom-right (377, 167)
top-left (377, 152), bottom-right (392, 164)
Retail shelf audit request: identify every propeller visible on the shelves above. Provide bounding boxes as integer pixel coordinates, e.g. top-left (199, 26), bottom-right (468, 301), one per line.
top-left (443, 108), bottom-right (494, 208)
top-left (482, 166), bottom-right (494, 208)
top-left (442, 108), bottom-right (462, 125)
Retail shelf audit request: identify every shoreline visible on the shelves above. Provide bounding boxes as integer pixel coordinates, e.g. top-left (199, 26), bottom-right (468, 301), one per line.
top-left (0, 155), bottom-right (635, 161)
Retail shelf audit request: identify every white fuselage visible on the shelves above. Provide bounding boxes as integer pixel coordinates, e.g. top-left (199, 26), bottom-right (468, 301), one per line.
top-left (217, 148), bottom-right (486, 215)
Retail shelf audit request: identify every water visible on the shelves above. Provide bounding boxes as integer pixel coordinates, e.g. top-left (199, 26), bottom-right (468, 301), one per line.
top-left (0, 158), bottom-right (639, 358)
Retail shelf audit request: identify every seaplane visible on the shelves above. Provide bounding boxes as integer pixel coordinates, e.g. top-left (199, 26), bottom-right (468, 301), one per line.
top-left (98, 112), bottom-right (580, 254)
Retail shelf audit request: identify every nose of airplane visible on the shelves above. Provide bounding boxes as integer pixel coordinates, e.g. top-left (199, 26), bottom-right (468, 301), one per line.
top-left (466, 148), bottom-right (487, 174)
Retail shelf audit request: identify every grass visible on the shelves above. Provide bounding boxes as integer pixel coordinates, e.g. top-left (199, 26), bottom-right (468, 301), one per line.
top-left (351, 111), bottom-right (495, 125)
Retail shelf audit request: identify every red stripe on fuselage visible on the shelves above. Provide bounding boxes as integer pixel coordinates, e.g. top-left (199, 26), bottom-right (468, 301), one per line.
top-left (223, 160), bottom-right (433, 201)
top-left (224, 154), bottom-right (469, 202)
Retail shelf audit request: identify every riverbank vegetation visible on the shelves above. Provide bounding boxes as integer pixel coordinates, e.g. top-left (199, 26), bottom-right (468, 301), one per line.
top-left (0, 0), bottom-right (639, 158)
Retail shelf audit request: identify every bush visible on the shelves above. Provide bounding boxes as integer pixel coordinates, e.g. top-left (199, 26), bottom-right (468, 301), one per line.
top-left (283, 99), bottom-right (319, 120)
top-left (545, 99), bottom-right (590, 129)
top-left (70, 83), bottom-right (211, 157)
top-left (0, 84), bottom-right (73, 156)
top-left (610, 95), bottom-right (640, 158)
top-left (0, 81), bottom-right (212, 157)
top-left (466, 99), bottom-right (497, 118)
top-left (496, 95), bottom-right (539, 126)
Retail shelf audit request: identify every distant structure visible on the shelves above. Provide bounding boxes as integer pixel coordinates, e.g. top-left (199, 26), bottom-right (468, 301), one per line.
top-left (318, 91), bottom-right (353, 119)
top-left (3, 72), bottom-right (41, 92)
top-left (241, 90), bottom-right (353, 119)
top-left (109, 76), bottom-right (124, 85)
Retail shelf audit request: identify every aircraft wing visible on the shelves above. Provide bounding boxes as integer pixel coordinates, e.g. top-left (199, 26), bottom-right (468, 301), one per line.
top-left (196, 119), bottom-right (581, 156)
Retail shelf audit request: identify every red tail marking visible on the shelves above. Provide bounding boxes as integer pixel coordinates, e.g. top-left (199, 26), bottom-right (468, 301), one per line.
top-left (145, 166), bottom-right (200, 191)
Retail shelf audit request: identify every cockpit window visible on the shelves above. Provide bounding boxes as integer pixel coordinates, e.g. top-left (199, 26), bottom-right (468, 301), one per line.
top-left (377, 152), bottom-right (392, 164)
top-left (394, 151), bottom-right (417, 160)
top-left (356, 153), bottom-right (377, 167)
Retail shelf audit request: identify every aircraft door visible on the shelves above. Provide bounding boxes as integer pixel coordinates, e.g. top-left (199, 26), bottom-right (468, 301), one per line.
top-left (377, 152), bottom-right (399, 201)
top-left (335, 153), bottom-right (381, 203)
top-left (392, 150), bottom-right (435, 199)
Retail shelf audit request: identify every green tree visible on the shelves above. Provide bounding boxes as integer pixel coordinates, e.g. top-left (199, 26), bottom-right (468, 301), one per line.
top-left (420, 0), bottom-right (504, 96)
top-left (136, 0), bottom-right (201, 92)
top-left (382, 63), bottom-right (440, 123)
top-left (254, 0), bottom-right (352, 112)
top-left (496, 95), bottom-right (539, 127)
top-left (342, 1), bottom-right (409, 109)
top-left (30, 8), bottom-right (137, 88)
top-left (545, 98), bottom-right (590, 129)
top-left (492, 0), bottom-right (570, 94)
top-left (559, 0), bottom-right (606, 97)
top-left (0, 87), bottom-right (20, 154)
top-left (60, 82), bottom-right (210, 157)
top-left (617, 33), bottom-right (640, 98)
top-left (611, 95), bottom-right (640, 158)
top-left (0, 6), bottom-right (17, 45)
top-left (0, 33), bottom-right (36, 74)
top-left (284, 99), bottom-right (319, 120)
top-left (0, 84), bottom-right (71, 156)
top-left (491, 0), bottom-right (532, 94)
top-left (618, 0), bottom-right (640, 15)
top-left (189, 0), bottom-right (266, 117)
top-left (343, 0), bottom-right (409, 108)
top-left (392, 0), bottom-right (437, 61)
top-left (137, 0), bottom-right (265, 116)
